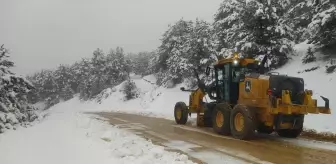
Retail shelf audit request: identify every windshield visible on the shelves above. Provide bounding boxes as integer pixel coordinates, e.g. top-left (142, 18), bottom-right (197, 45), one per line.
top-left (232, 66), bottom-right (247, 82)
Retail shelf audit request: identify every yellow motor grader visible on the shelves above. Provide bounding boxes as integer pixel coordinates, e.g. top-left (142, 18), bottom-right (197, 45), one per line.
top-left (174, 53), bottom-right (331, 140)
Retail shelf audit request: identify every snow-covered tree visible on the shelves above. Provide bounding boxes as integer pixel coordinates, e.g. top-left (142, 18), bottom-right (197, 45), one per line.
top-left (326, 58), bottom-right (336, 73)
top-left (54, 64), bottom-right (75, 101)
top-left (0, 45), bottom-right (38, 133)
top-left (127, 51), bottom-right (156, 77)
top-left (285, 0), bottom-right (315, 43)
top-left (214, 0), bottom-right (295, 69)
top-left (77, 47), bottom-right (130, 99)
top-left (106, 47), bottom-right (129, 85)
top-left (213, 0), bottom-right (247, 52)
top-left (188, 19), bottom-right (218, 72)
top-left (122, 80), bottom-right (139, 100)
top-left (155, 19), bottom-right (194, 84)
top-left (155, 18), bottom-right (218, 85)
top-left (307, 0), bottom-right (336, 53)
top-left (166, 50), bottom-right (193, 84)
top-left (302, 47), bottom-right (317, 64)
top-left (28, 46), bottom-right (132, 102)
top-left (59, 84), bottom-right (74, 101)
top-left (76, 58), bottom-right (94, 100)
top-left (28, 69), bottom-right (60, 107)
top-left (156, 19), bottom-right (193, 71)
top-left (89, 48), bottom-right (108, 96)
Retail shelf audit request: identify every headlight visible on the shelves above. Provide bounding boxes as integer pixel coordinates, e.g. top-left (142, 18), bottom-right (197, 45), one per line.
top-left (233, 60), bottom-right (238, 65)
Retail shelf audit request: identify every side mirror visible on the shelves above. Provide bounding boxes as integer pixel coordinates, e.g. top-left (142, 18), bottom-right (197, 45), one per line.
top-left (180, 87), bottom-right (185, 91)
top-left (205, 67), bottom-right (211, 76)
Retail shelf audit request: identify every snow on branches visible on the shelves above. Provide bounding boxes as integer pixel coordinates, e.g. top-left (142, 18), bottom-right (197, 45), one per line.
top-left (0, 45), bottom-right (38, 133)
top-left (214, 0), bottom-right (295, 69)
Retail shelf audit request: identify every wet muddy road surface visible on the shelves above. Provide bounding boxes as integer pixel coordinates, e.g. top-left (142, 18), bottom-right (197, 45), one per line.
top-left (95, 112), bottom-right (336, 164)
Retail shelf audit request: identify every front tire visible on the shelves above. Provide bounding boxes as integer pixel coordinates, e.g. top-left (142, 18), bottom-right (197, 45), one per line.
top-left (230, 105), bottom-right (256, 140)
top-left (174, 102), bottom-right (188, 125)
top-left (212, 103), bottom-right (231, 135)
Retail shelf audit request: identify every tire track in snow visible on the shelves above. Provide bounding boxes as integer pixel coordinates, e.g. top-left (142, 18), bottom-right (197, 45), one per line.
top-left (109, 117), bottom-right (268, 164)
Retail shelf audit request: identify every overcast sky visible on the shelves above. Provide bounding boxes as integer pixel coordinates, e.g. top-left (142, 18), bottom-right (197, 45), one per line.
top-left (1, 0), bottom-right (223, 75)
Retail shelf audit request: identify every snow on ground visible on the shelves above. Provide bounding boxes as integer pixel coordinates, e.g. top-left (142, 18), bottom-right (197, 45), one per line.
top-left (78, 42), bottom-right (336, 134)
top-left (0, 98), bottom-right (195, 164)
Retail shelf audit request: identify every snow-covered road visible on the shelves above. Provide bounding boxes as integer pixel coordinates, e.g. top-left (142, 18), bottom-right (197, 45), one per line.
top-left (0, 102), bottom-right (195, 164)
top-left (98, 112), bottom-right (336, 164)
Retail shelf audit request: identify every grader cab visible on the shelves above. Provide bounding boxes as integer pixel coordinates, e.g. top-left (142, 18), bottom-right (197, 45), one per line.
top-left (174, 53), bottom-right (331, 140)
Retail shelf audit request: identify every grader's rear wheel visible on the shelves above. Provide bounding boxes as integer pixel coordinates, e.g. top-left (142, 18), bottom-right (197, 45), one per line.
top-left (230, 105), bottom-right (256, 140)
top-left (174, 102), bottom-right (188, 125)
top-left (277, 128), bottom-right (302, 138)
top-left (212, 103), bottom-right (231, 135)
top-left (277, 115), bottom-right (304, 138)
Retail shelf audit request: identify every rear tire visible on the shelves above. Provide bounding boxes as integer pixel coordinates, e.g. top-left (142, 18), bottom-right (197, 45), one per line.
top-left (277, 128), bottom-right (302, 138)
top-left (230, 105), bottom-right (256, 140)
top-left (277, 114), bottom-right (304, 138)
top-left (174, 102), bottom-right (188, 125)
top-left (212, 103), bottom-right (231, 135)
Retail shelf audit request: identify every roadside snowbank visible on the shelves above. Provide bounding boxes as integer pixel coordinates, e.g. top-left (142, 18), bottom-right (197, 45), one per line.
top-left (0, 98), bottom-right (195, 164)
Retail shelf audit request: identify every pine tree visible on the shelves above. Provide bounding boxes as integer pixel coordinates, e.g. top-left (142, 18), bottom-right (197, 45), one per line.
top-left (188, 19), bottom-right (218, 72)
top-left (76, 48), bottom-right (114, 99)
top-left (77, 58), bottom-right (94, 100)
top-left (90, 48), bottom-right (108, 97)
top-left (156, 18), bottom-right (218, 85)
top-left (122, 79), bottom-right (139, 100)
top-left (166, 50), bottom-right (193, 84)
top-left (42, 70), bottom-right (59, 107)
top-left (285, 0), bottom-right (315, 43)
top-left (127, 51), bottom-right (155, 77)
top-left (326, 58), bottom-right (336, 73)
top-left (59, 84), bottom-right (74, 101)
top-left (0, 45), bottom-right (38, 133)
top-left (307, 0), bottom-right (336, 53)
top-left (106, 47), bottom-right (128, 85)
top-left (302, 47), bottom-right (317, 64)
top-left (54, 64), bottom-right (75, 100)
top-left (156, 19), bottom-right (193, 73)
top-left (214, 0), bottom-right (295, 69)
top-left (213, 0), bottom-right (247, 53)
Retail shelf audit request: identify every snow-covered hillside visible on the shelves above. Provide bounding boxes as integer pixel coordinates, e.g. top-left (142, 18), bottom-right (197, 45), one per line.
top-left (80, 74), bottom-right (191, 121)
